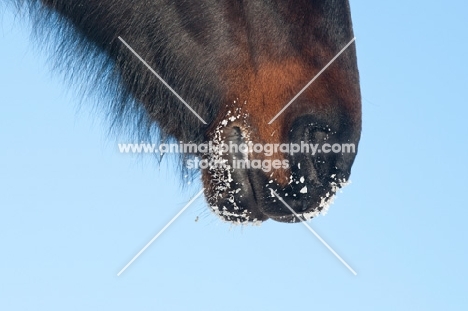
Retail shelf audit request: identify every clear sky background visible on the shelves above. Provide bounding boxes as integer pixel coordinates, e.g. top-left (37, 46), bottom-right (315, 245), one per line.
top-left (1, 1), bottom-right (467, 310)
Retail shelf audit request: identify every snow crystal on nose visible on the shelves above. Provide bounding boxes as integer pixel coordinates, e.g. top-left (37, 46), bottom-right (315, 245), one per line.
top-left (205, 101), bottom-right (258, 225)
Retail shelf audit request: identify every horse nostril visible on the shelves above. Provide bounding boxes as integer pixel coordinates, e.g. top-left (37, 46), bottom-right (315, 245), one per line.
top-left (306, 123), bottom-right (332, 143)
top-left (288, 117), bottom-right (339, 187)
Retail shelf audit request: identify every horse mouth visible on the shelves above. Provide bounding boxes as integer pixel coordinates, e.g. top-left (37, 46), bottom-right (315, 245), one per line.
top-left (204, 168), bottom-right (347, 224)
top-left (203, 159), bottom-right (348, 224)
top-left (201, 114), bottom-right (354, 224)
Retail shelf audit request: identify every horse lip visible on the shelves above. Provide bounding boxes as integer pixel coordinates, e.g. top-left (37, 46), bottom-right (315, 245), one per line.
top-left (205, 163), bottom-right (335, 223)
top-left (268, 214), bottom-right (300, 223)
top-left (261, 200), bottom-right (323, 223)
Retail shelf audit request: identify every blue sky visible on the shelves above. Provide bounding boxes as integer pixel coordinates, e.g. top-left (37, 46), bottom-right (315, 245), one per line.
top-left (1, 1), bottom-right (467, 310)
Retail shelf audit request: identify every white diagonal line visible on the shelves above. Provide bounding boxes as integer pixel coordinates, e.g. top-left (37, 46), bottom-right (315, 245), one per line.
top-left (117, 188), bottom-right (205, 276)
top-left (268, 37), bottom-right (356, 124)
top-left (270, 189), bottom-right (357, 276)
top-left (118, 37), bottom-right (207, 124)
